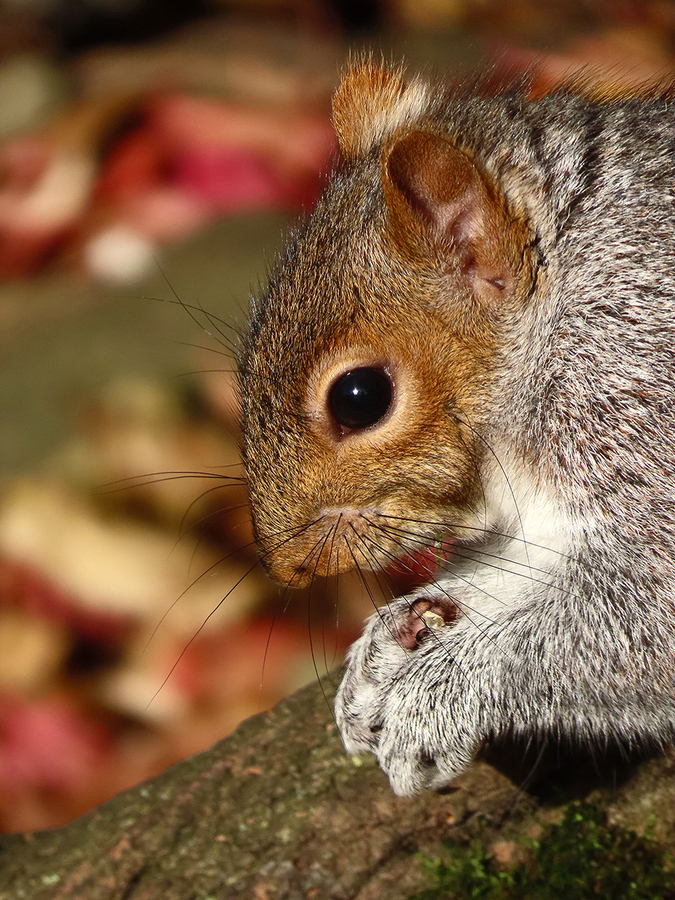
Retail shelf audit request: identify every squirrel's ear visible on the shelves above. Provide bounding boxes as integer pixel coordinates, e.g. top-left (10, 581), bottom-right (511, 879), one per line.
top-left (332, 61), bottom-right (429, 160)
top-left (383, 130), bottom-right (527, 303)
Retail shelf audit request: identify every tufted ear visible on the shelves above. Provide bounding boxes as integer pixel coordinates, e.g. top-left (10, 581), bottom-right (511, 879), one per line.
top-left (332, 60), bottom-right (429, 160)
top-left (383, 130), bottom-right (528, 304)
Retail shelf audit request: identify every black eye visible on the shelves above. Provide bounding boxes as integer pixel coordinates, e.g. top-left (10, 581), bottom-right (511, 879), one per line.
top-left (328, 367), bottom-right (393, 432)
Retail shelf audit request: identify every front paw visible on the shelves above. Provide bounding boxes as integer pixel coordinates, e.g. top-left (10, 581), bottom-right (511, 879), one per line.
top-left (335, 594), bottom-right (478, 795)
top-left (334, 601), bottom-right (409, 757)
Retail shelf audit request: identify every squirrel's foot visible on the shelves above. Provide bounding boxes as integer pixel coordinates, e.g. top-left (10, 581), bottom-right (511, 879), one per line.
top-left (335, 594), bottom-right (479, 795)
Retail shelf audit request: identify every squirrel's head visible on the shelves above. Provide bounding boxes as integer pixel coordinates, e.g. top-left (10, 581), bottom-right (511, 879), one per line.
top-left (239, 62), bottom-right (535, 586)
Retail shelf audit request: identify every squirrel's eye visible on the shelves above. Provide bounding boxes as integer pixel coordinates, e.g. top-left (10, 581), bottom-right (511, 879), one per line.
top-left (328, 367), bottom-right (393, 432)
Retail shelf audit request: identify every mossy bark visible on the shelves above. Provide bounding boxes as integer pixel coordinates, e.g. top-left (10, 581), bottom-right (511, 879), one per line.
top-left (0, 675), bottom-right (672, 900)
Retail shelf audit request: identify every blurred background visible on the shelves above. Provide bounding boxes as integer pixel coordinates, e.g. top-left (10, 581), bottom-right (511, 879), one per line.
top-left (0, 0), bottom-right (673, 833)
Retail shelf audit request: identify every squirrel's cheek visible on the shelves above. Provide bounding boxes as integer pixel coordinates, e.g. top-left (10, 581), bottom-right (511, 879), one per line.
top-left (248, 411), bottom-right (480, 587)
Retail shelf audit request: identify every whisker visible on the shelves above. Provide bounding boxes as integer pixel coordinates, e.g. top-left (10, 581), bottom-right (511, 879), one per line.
top-left (451, 412), bottom-right (536, 599)
top-left (173, 368), bottom-right (238, 377)
top-left (353, 528), bottom-right (487, 698)
top-left (359, 526), bottom-right (573, 684)
top-left (321, 517), bottom-right (343, 677)
top-left (146, 275), bottom-right (241, 355)
top-left (357, 528), bottom-right (490, 629)
top-left (97, 468), bottom-right (245, 492)
top-left (370, 517), bottom-right (578, 611)
top-left (166, 300), bottom-right (239, 355)
top-left (177, 483), bottom-right (247, 538)
top-left (357, 529), bottom-right (517, 676)
top-left (457, 422), bottom-right (491, 592)
top-left (344, 537), bottom-right (409, 648)
top-left (170, 340), bottom-right (234, 358)
top-left (146, 560), bottom-right (261, 707)
top-left (147, 518), bottom-right (318, 651)
top-left (371, 518), bottom-right (561, 596)
top-left (200, 305), bottom-right (244, 353)
top-left (144, 293), bottom-right (241, 336)
top-left (373, 522), bottom-right (551, 620)
top-left (148, 519), bottom-right (321, 706)
top-left (258, 527), bottom-right (329, 709)
top-left (377, 512), bottom-right (573, 561)
top-left (177, 502), bottom-right (251, 541)
top-left (171, 510), bottom-right (256, 567)
top-left (305, 524), bottom-right (339, 709)
top-left (346, 522), bottom-right (395, 607)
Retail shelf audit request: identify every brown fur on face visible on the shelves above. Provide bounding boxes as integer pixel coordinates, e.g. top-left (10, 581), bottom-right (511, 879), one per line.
top-left (239, 63), bottom-right (535, 587)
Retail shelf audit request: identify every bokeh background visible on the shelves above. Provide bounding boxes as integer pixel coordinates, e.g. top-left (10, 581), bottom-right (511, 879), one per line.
top-left (0, 0), bottom-right (673, 833)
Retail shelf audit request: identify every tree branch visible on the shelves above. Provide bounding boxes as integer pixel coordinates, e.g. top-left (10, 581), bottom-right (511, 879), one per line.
top-left (0, 675), bottom-right (672, 899)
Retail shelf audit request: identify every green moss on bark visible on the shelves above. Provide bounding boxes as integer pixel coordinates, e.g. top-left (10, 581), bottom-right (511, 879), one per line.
top-left (412, 801), bottom-right (675, 900)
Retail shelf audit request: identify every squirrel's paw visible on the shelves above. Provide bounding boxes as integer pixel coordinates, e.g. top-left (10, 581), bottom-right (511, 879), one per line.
top-left (335, 595), bottom-right (479, 795)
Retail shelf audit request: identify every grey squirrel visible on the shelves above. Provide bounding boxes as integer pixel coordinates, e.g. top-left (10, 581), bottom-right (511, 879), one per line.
top-left (238, 61), bottom-right (675, 795)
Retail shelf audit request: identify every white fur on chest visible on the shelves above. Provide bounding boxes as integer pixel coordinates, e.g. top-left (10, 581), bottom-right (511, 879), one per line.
top-left (435, 453), bottom-right (575, 624)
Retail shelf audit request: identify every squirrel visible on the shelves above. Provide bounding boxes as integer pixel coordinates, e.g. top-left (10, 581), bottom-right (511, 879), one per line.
top-left (237, 60), bottom-right (675, 795)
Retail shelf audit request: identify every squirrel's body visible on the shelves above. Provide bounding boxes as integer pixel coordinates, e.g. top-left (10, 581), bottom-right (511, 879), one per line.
top-left (239, 64), bottom-right (675, 795)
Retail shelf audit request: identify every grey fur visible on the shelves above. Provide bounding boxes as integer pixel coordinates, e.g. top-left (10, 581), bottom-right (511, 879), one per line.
top-left (240, 79), bottom-right (675, 795)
